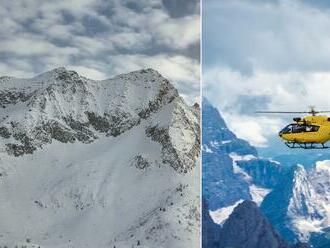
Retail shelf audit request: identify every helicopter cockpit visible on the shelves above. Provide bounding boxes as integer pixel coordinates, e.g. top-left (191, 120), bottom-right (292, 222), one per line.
top-left (279, 124), bottom-right (320, 135)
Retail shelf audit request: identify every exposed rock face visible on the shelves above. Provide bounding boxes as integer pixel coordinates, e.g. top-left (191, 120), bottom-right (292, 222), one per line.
top-left (202, 98), bottom-right (257, 156)
top-left (0, 68), bottom-right (200, 248)
top-left (219, 201), bottom-right (310, 248)
top-left (202, 198), bottom-right (220, 248)
top-left (146, 106), bottom-right (200, 174)
top-left (202, 98), bottom-right (258, 210)
top-left (0, 68), bottom-right (175, 152)
top-left (201, 99), bottom-right (314, 248)
top-left (236, 159), bottom-right (287, 189)
top-left (0, 67), bottom-right (199, 174)
top-left (262, 162), bottom-right (330, 245)
top-left (132, 155), bottom-right (150, 170)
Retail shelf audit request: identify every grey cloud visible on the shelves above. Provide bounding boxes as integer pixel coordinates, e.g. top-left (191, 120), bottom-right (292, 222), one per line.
top-left (162, 0), bottom-right (199, 18)
top-left (229, 94), bottom-right (272, 114)
top-left (203, 0), bottom-right (330, 74)
top-left (0, 0), bottom-right (200, 102)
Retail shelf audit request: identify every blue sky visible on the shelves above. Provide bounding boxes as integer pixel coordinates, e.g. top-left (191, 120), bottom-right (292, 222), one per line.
top-left (0, 0), bottom-right (200, 103)
top-left (203, 0), bottom-right (330, 151)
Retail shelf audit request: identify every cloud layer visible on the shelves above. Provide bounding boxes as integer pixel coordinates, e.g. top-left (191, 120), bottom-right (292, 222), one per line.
top-left (0, 0), bottom-right (200, 103)
top-left (203, 0), bottom-right (330, 148)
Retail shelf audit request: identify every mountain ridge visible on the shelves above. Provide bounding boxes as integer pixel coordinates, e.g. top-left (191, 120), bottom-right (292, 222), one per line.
top-left (0, 68), bottom-right (200, 247)
top-left (202, 98), bottom-right (311, 248)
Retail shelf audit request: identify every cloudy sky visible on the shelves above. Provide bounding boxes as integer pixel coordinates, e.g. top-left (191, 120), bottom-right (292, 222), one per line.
top-left (203, 0), bottom-right (330, 151)
top-left (0, 0), bottom-right (200, 103)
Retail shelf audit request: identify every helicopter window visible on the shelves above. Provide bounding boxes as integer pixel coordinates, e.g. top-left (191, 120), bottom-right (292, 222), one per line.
top-left (280, 124), bottom-right (294, 134)
top-left (280, 124), bottom-right (319, 134)
top-left (305, 125), bottom-right (319, 132)
top-left (306, 126), bottom-right (313, 132)
top-left (292, 125), bottom-right (306, 133)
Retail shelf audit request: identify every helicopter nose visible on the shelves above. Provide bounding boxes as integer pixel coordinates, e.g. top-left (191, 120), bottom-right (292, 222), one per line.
top-left (279, 132), bottom-right (283, 137)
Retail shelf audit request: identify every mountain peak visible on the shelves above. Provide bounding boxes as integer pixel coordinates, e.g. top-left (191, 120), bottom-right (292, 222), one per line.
top-left (0, 68), bottom-right (195, 165)
top-left (113, 68), bottom-right (164, 82)
top-left (0, 67), bottom-right (200, 247)
top-left (50, 66), bottom-right (67, 73)
top-left (202, 98), bottom-right (257, 156)
top-left (33, 67), bottom-right (81, 82)
top-left (219, 200), bottom-right (291, 248)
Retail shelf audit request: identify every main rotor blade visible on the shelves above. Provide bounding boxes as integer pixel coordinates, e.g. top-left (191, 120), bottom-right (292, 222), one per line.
top-left (255, 111), bottom-right (310, 114)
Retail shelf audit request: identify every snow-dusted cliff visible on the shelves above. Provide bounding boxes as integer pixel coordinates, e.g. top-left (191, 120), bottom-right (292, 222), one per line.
top-left (0, 68), bottom-right (200, 247)
top-left (262, 160), bottom-right (330, 245)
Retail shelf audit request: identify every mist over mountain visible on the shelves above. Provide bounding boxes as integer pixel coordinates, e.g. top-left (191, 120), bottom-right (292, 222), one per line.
top-left (0, 68), bottom-right (200, 247)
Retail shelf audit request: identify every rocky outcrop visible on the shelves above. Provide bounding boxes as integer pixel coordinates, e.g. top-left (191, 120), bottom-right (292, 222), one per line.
top-left (236, 159), bottom-right (287, 188)
top-left (219, 201), bottom-right (310, 248)
top-left (202, 198), bottom-right (220, 248)
top-left (202, 98), bottom-right (253, 210)
top-left (261, 162), bottom-right (330, 245)
top-left (0, 68), bottom-right (200, 248)
top-left (0, 68), bottom-right (186, 157)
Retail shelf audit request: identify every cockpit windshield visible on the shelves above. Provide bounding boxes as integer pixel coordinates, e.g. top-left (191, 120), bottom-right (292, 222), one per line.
top-left (279, 124), bottom-right (319, 134)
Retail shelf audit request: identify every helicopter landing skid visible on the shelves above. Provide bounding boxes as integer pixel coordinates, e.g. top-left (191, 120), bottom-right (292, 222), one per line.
top-left (285, 142), bottom-right (329, 149)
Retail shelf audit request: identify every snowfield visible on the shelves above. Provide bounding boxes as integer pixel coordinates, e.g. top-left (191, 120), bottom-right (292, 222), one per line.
top-left (209, 200), bottom-right (244, 225)
top-left (0, 68), bottom-right (200, 248)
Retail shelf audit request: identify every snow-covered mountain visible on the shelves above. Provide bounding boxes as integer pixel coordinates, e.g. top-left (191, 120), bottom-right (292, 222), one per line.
top-left (262, 160), bottom-right (330, 246)
top-left (202, 98), bottom-right (280, 215)
top-left (202, 98), bottom-right (254, 211)
top-left (0, 68), bottom-right (200, 247)
top-left (201, 99), bottom-right (312, 248)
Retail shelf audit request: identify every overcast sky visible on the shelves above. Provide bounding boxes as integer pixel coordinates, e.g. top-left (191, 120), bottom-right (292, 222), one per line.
top-left (0, 0), bottom-right (200, 103)
top-left (203, 0), bottom-right (330, 149)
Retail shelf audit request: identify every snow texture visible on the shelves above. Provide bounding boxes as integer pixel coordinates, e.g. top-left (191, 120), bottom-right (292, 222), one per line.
top-left (0, 68), bottom-right (200, 248)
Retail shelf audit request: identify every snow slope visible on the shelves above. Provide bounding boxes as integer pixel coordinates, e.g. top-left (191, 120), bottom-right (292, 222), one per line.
top-left (0, 68), bottom-right (200, 247)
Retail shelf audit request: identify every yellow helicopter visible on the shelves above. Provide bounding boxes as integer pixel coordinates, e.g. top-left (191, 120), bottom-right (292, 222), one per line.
top-left (256, 107), bottom-right (330, 149)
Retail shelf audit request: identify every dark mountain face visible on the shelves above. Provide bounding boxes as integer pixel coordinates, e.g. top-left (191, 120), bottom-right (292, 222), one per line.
top-left (202, 98), bottom-right (257, 156)
top-left (202, 198), bottom-right (221, 248)
top-left (218, 201), bottom-right (310, 248)
top-left (236, 159), bottom-right (288, 189)
top-left (219, 201), bottom-right (290, 248)
top-left (261, 166), bottom-right (302, 242)
top-left (201, 99), bottom-right (314, 248)
top-left (202, 98), bottom-right (257, 210)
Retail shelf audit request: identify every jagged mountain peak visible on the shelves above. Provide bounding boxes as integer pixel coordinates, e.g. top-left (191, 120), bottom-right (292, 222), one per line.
top-left (202, 98), bottom-right (257, 156)
top-left (0, 67), bottom-right (169, 92)
top-left (219, 200), bottom-right (290, 248)
top-left (0, 67), bottom-right (200, 247)
top-left (114, 68), bottom-right (161, 79)
top-left (202, 97), bottom-right (227, 129)
top-left (0, 68), bottom-right (199, 174)
top-left (261, 162), bottom-right (330, 244)
top-left (288, 165), bottom-right (321, 219)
